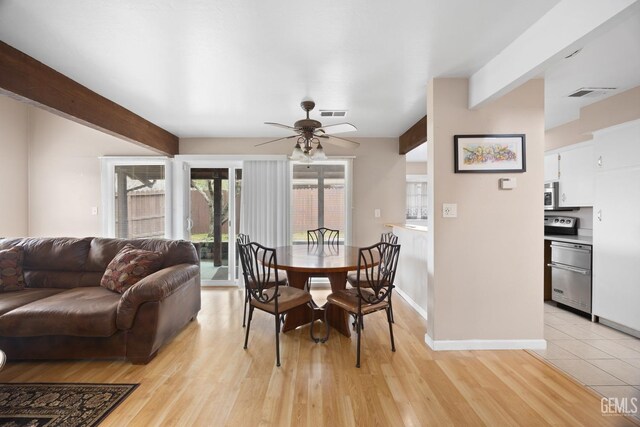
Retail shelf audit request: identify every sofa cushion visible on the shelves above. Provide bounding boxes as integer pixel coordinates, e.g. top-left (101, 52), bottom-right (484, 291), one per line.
top-left (23, 271), bottom-right (104, 289)
top-left (0, 287), bottom-right (121, 337)
top-left (86, 238), bottom-right (198, 272)
top-left (100, 245), bottom-right (164, 293)
top-left (0, 288), bottom-right (65, 316)
top-left (0, 237), bottom-right (92, 272)
top-left (0, 247), bottom-right (25, 292)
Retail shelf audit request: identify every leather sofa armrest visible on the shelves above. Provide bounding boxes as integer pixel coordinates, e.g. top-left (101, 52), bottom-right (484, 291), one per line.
top-left (117, 264), bottom-right (200, 330)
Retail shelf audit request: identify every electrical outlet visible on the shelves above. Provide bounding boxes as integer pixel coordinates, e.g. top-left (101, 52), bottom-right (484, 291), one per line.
top-left (374, 208), bottom-right (381, 218)
top-left (442, 203), bottom-right (457, 218)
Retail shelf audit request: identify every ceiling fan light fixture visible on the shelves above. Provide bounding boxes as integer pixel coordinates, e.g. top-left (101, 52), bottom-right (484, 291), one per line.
top-left (291, 143), bottom-right (305, 160)
top-left (312, 144), bottom-right (328, 160)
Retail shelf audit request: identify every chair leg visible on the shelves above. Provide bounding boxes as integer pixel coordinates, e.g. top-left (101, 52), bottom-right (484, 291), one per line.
top-left (275, 311), bottom-right (281, 367)
top-left (388, 298), bottom-right (395, 323)
top-left (386, 307), bottom-right (396, 352)
top-left (355, 313), bottom-right (362, 368)
top-left (244, 305), bottom-right (254, 349)
top-left (242, 288), bottom-right (249, 327)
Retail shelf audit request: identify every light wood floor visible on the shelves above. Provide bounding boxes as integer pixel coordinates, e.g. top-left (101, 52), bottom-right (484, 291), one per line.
top-left (1, 288), bottom-right (638, 426)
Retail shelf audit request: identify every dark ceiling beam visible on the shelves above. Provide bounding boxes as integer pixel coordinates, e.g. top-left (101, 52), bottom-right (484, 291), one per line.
top-left (399, 115), bottom-right (427, 155)
top-left (0, 41), bottom-right (178, 155)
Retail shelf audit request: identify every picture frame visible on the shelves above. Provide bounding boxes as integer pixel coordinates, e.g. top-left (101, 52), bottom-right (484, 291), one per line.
top-left (454, 134), bottom-right (526, 173)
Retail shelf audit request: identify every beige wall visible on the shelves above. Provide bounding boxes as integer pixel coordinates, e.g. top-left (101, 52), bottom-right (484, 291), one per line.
top-left (0, 96), bottom-right (158, 238)
top-left (0, 96), bottom-right (29, 237)
top-left (427, 78), bottom-right (544, 343)
top-left (28, 106), bottom-right (157, 237)
top-left (546, 86), bottom-right (640, 150)
top-left (406, 161), bottom-right (427, 175)
top-left (180, 137), bottom-right (406, 245)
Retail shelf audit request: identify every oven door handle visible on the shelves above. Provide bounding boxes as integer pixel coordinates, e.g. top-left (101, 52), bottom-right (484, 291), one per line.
top-left (547, 263), bottom-right (590, 275)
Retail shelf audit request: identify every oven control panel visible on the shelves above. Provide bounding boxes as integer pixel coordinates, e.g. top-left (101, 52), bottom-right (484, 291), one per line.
top-left (544, 216), bottom-right (577, 228)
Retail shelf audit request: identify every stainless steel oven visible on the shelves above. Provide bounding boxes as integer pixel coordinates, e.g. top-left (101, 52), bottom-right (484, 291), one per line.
top-left (548, 241), bottom-right (592, 314)
top-left (544, 182), bottom-right (558, 210)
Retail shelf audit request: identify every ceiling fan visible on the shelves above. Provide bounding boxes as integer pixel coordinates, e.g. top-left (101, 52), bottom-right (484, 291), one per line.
top-left (256, 100), bottom-right (360, 161)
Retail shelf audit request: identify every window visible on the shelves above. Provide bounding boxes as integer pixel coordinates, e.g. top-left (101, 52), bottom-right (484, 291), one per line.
top-left (406, 175), bottom-right (428, 224)
top-left (291, 160), bottom-right (352, 244)
top-left (101, 158), bottom-right (172, 238)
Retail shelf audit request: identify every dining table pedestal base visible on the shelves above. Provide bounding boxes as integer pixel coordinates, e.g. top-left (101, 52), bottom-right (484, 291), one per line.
top-left (282, 270), bottom-right (351, 337)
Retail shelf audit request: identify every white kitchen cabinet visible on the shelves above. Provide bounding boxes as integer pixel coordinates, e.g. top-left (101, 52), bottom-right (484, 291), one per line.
top-left (592, 120), bottom-right (640, 332)
top-left (558, 142), bottom-right (595, 207)
top-left (544, 153), bottom-right (559, 182)
top-left (594, 120), bottom-right (640, 172)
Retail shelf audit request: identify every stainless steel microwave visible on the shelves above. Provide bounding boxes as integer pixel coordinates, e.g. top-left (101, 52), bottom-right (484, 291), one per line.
top-left (544, 182), bottom-right (558, 210)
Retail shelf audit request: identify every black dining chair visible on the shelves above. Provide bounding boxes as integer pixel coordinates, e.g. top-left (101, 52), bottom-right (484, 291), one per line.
top-left (238, 241), bottom-right (312, 367)
top-left (237, 233), bottom-right (253, 327)
top-left (305, 227), bottom-right (340, 292)
top-left (307, 227), bottom-right (339, 246)
top-left (380, 231), bottom-right (398, 244)
top-left (319, 242), bottom-right (400, 368)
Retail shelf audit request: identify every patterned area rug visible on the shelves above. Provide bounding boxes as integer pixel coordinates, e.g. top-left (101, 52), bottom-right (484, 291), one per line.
top-left (0, 383), bottom-right (138, 427)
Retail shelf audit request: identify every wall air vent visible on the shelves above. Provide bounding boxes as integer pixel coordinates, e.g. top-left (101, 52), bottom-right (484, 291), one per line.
top-left (568, 87), bottom-right (617, 98)
top-left (320, 110), bottom-right (347, 117)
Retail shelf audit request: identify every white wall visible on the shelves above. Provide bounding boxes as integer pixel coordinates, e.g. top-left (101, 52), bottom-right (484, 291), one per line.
top-left (180, 137), bottom-right (406, 246)
top-left (427, 78), bottom-right (545, 348)
top-left (0, 96), bottom-right (29, 237)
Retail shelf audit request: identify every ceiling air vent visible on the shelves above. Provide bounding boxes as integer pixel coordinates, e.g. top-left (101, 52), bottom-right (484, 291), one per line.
top-left (320, 110), bottom-right (348, 117)
top-left (568, 87), bottom-right (617, 98)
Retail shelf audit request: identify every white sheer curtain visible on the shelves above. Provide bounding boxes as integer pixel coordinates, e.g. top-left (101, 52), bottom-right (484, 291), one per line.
top-left (240, 160), bottom-right (290, 247)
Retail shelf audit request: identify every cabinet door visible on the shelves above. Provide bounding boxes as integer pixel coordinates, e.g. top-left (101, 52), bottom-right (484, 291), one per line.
top-left (544, 153), bottom-right (559, 182)
top-left (594, 121), bottom-right (640, 172)
top-left (593, 166), bottom-right (640, 331)
top-left (558, 144), bottom-right (595, 207)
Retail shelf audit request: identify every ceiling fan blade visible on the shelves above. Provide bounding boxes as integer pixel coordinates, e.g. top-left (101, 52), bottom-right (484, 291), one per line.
top-left (321, 134), bottom-right (360, 148)
top-left (317, 123), bottom-right (357, 134)
top-left (255, 135), bottom-right (298, 147)
top-left (264, 122), bottom-right (297, 130)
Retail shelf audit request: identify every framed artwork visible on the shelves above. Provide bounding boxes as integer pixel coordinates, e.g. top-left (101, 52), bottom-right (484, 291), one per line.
top-left (454, 134), bottom-right (526, 173)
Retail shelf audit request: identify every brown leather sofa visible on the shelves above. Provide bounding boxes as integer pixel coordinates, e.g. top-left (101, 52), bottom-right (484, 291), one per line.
top-left (0, 237), bottom-right (200, 364)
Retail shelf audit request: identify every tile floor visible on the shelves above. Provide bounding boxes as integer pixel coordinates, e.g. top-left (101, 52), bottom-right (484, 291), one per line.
top-left (531, 302), bottom-right (640, 419)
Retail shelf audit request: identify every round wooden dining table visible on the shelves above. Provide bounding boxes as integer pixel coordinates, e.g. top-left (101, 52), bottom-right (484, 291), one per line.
top-left (274, 244), bottom-right (369, 337)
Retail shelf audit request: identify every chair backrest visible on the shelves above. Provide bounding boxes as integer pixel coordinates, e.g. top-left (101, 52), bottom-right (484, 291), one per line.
top-left (237, 233), bottom-right (251, 245)
top-left (355, 242), bottom-right (401, 304)
top-left (307, 227), bottom-right (339, 245)
top-left (380, 232), bottom-right (398, 244)
top-left (237, 242), bottom-right (281, 304)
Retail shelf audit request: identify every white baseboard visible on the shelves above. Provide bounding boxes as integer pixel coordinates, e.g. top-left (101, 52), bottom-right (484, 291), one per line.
top-left (425, 335), bottom-right (547, 351)
top-left (394, 286), bottom-right (428, 321)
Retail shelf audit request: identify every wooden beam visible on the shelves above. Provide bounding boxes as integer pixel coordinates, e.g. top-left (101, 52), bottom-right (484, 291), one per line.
top-left (399, 115), bottom-right (427, 155)
top-left (0, 41), bottom-right (178, 155)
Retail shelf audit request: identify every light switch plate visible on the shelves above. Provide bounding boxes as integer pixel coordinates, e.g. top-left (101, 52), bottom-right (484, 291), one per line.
top-left (442, 203), bottom-right (457, 218)
top-left (374, 208), bottom-right (381, 218)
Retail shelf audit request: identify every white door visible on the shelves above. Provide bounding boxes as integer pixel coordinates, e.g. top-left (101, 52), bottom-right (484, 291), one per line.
top-left (592, 165), bottom-right (640, 331)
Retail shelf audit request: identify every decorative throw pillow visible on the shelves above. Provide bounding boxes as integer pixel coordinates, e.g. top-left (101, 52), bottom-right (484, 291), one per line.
top-left (100, 244), bottom-right (164, 293)
top-left (0, 246), bottom-right (26, 292)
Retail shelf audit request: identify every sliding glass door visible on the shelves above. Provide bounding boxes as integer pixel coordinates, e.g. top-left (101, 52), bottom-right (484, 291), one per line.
top-left (176, 160), bottom-right (242, 286)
